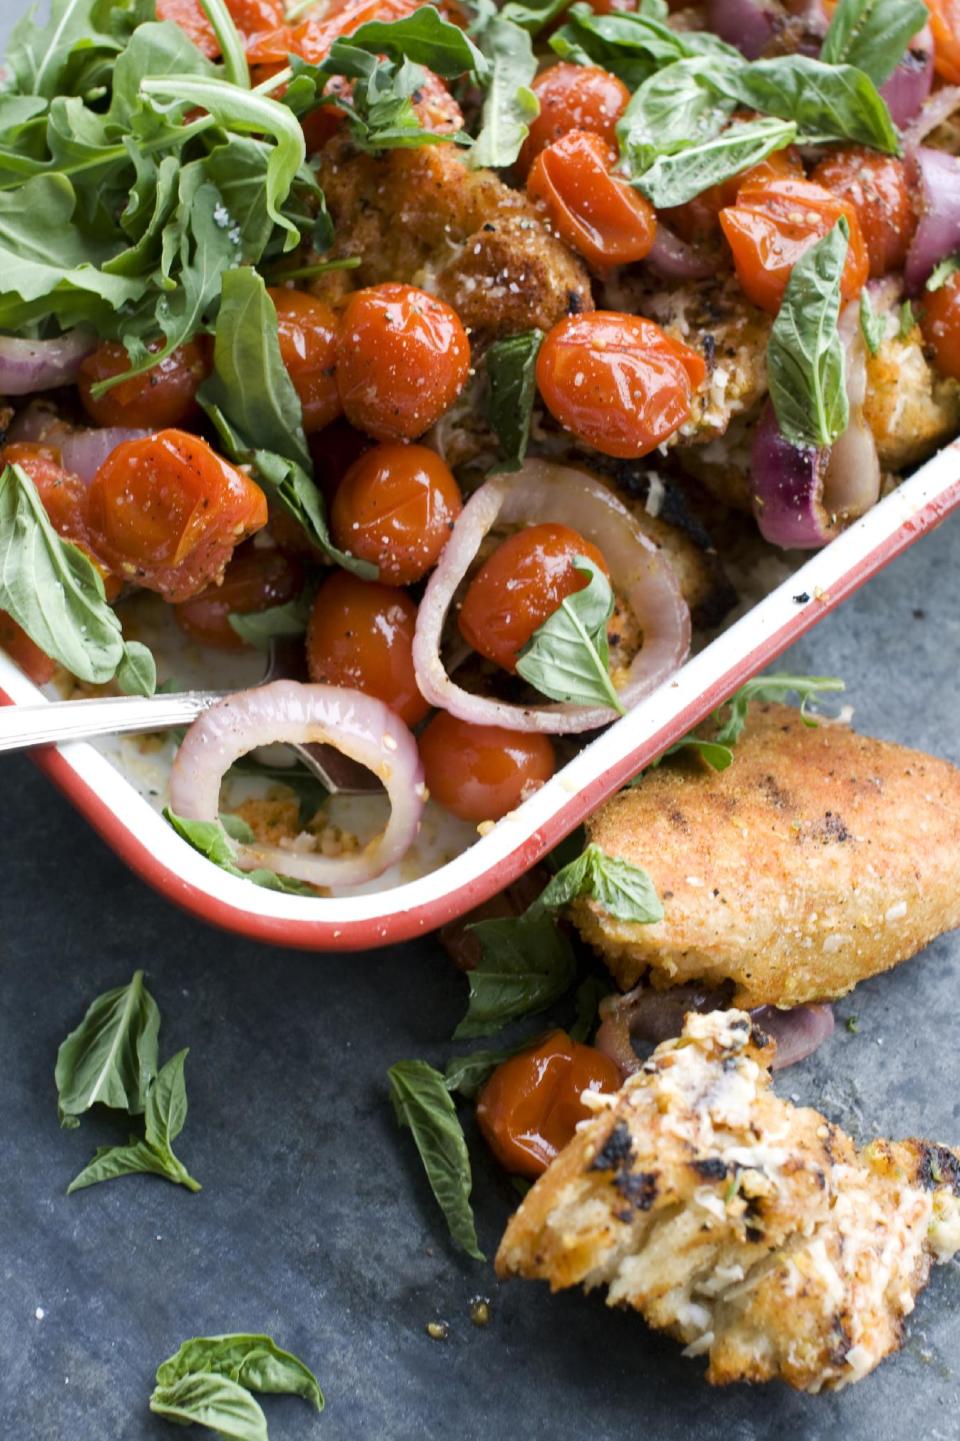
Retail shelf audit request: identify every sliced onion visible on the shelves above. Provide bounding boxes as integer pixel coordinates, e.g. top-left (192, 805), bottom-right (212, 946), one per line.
top-left (904, 145), bottom-right (960, 294)
top-left (707, 0), bottom-right (776, 58)
top-left (880, 26), bottom-right (933, 129)
top-left (412, 459), bottom-right (691, 735)
top-left (902, 83), bottom-right (960, 151)
top-left (6, 399), bottom-right (67, 444)
top-left (751, 1003), bottom-right (835, 1069)
top-left (0, 330), bottom-right (96, 396)
top-left (645, 224), bottom-right (715, 281)
top-left (170, 680), bottom-right (425, 888)
top-left (59, 427), bottom-right (152, 484)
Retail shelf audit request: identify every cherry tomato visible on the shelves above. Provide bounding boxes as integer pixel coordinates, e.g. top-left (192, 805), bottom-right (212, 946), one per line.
top-left (305, 570), bottom-right (428, 726)
top-left (811, 148), bottom-right (916, 278)
top-left (174, 544), bottom-right (303, 650)
top-left (78, 340), bottom-right (208, 430)
top-left (418, 712), bottom-right (556, 824)
top-left (925, 0), bottom-right (960, 81)
top-left (86, 430), bottom-right (268, 602)
top-left (665, 144), bottom-right (804, 243)
top-left (336, 283), bottom-right (470, 441)
top-left (719, 175), bottom-right (869, 313)
top-left (476, 1030), bottom-right (622, 1176)
top-left (0, 611), bottom-right (55, 685)
top-left (1, 441), bottom-right (121, 600)
top-left (331, 442), bottom-right (462, 584)
top-left (536, 311), bottom-right (705, 458)
top-left (157, 0), bottom-right (285, 55)
top-left (270, 288), bottom-right (341, 435)
top-left (527, 130), bottom-right (657, 269)
top-left (411, 69), bottom-right (464, 134)
top-left (247, 0), bottom-right (426, 64)
top-left (921, 270), bottom-right (960, 378)
top-left (519, 63), bottom-right (630, 173)
top-left (458, 522), bottom-right (609, 673)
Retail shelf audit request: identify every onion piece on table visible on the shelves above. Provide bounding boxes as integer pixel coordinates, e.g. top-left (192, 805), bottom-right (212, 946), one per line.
top-left (0, 330), bottom-right (95, 396)
top-left (412, 459), bottom-right (691, 735)
top-left (904, 146), bottom-right (960, 294)
top-left (170, 680), bottom-right (425, 888)
top-left (880, 26), bottom-right (933, 129)
top-left (645, 224), bottom-right (715, 281)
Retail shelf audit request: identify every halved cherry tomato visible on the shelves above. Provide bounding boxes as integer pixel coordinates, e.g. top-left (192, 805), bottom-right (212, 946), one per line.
top-left (174, 544), bottom-right (303, 650)
top-left (665, 144), bottom-right (804, 243)
top-left (527, 130), bottom-right (657, 269)
top-left (476, 1030), bottom-right (621, 1176)
top-left (458, 522), bottom-right (609, 673)
top-left (78, 340), bottom-right (208, 430)
top-left (411, 69), bottom-right (464, 134)
top-left (270, 288), bottom-right (341, 435)
top-left (336, 283), bottom-right (470, 441)
top-left (536, 311), bottom-right (705, 458)
top-left (921, 269), bottom-right (960, 377)
top-left (1, 442), bottom-right (121, 600)
top-left (719, 175), bottom-right (869, 313)
top-left (0, 612), bottom-right (55, 685)
top-left (331, 442), bottom-right (462, 584)
top-left (305, 570), bottom-right (428, 726)
top-left (157, 0), bottom-right (286, 56)
top-left (811, 148), bottom-right (916, 278)
top-left (925, 0), bottom-right (960, 82)
top-left (418, 712), bottom-right (556, 824)
top-left (519, 63), bottom-right (630, 173)
top-left (247, 0), bottom-right (426, 64)
top-left (86, 430), bottom-right (267, 602)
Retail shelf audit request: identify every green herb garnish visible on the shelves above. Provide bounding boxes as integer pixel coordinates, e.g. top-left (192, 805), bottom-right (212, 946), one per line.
top-left (516, 555), bottom-right (624, 712)
top-left (388, 1059), bottom-right (484, 1258)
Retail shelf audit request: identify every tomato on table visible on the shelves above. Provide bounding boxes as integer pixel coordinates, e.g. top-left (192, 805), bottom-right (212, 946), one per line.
top-left (174, 544), bottom-right (303, 650)
top-left (458, 523), bottom-right (609, 673)
top-left (518, 63), bottom-right (630, 173)
top-left (719, 175), bottom-right (869, 313)
top-left (336, 283), bottom-right (470, 442)
top-left (924, 0), bottom-right (960, 81)
top-left (921, 270), bottom-right (960, 378)
top-left (476, 1030), bottom-right (621, 1177)
top-left (86, 430), bottom-right (267, 602)
top-left (418, 712), bottom-right (556, 824)
top-left (78, 340), bottom-right (208, 430)
top-left (527, 130), bottom-right (656, 269)
top-left (811, 149), bottom-right (915, 278)
top-left (0, 612), bottom-right (56, 685)
top-left (1, 441), bottom-right (121, 600)
top-left (270, 288), bottom-right (341, 435)
top-left (665, 144), bottom-right (803, 243)
top-left (305, 570), bottom-right (428, 726)
top-left (536, 311), bottom-right (705, 458)
top-left (331, 442), bottom-right (462, 584)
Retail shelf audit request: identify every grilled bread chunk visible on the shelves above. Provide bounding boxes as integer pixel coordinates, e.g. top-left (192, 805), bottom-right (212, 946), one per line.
top-left (571, 704), bottom-right (960, 1007)
top-left (497, 1010), bottom-right (960, 1391)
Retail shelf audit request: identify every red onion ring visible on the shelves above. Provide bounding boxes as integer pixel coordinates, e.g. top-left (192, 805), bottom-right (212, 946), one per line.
top-left (904, 145), bottom-right (960, 294)
top-left (170, 680), bottom-right (425, 888)
top-left (880, 26), bottom-right (933, 129)
top-left (412, 460), bottom-right (691, 734)
top-left (751, 1003), bottom-right (835, 1068)
top-left (0, 330), bottom-right (95, 396)
top-left (59, 427), bottom-right (153, 485)
top-left (706, 0), bottom-right (777, 58)
top-left (902, 83), bottom-right (960, 151)
top-left (645, 224), bottom-right (715, 280)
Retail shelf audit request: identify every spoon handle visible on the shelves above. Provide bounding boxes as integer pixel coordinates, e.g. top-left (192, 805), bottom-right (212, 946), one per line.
top-left (0, 691), bottom-right (224, 753)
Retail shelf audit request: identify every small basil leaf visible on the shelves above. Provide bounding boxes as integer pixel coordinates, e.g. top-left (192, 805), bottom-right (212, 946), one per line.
top-left (484, 329), bottom-right (542, 470)
top-left (149, 1372), bottom-right (268, 1441)
top-left (388, 1059), bottom-right (484, 1259)
top-left (859, 289), bottom-right (887, 355)
top-left (116, 639), bottom-right (157, 697)
top-left (455, 913), bottom-right (577, 1038)
top-left (515, 555), bottom-right (624, 713)
top-left (55, 969), bottom-right (160, 1128)
top-left (227, 592), bottom-right (310, 649)
top-left (767, 218), bottom-right (850, 451)
top-left (534, 843), bottom-right (663, 923)
top-left (820, 0), bottom-right (927, 88)
top-left (163, 808), bottom-right (316, 896)
top-left (144, 1049), bottom-right (191, 1152)
top-left (156, 1334), bottom-right (323, 1411)
top-left (469, 13), bottom-right (538, 169)
top-left (710, 56), bottom-right (899, 154)
top-left (712, 673), bottom-right (845, 745)
top-left (444, 1045), bottom-right (523, 1099)
top-left (66, 1138), bottom-right (179, 1194)
top-left (632, 115), bottom-right (796, 209)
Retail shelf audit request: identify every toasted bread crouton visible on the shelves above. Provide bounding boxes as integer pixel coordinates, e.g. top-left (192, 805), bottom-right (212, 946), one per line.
top-left (863, 325), bottom-right (960, 470)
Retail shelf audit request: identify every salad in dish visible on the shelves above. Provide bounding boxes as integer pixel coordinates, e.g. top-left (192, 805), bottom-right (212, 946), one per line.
top-left (1, 0), bottom-right (959, 894)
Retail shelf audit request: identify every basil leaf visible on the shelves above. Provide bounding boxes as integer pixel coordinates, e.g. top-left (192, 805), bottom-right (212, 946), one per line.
top-left (469, 13), bottom-right (538, 169)
top-left (55, 970), bottom-right (160, 1129)
top-left (156, 1335), bottom-right (323, 1411)
top-left (515, 555), bottom-right (624, 713)
top-left (820, 0), bottom-right (927, 87)
top-left (163, 808), bottom-right (316, 896)
top-left (927, 254), bottom-right (960, 292)
top-left (632, 115), bottom-right (796, 209)
top-left (149, 1372), bottom-right (268, 1441)
top-left (67, 1138), bottom-right (184, 1194)
top-left (859, 289), bottom-right (887, 355)
top-left (767, 219), bottom-right (850, 451)
top-left (228, 592), bottom-right (310, 649)
top-left (388, 1059), bottom-right (483, 1259)
top-left (485, 329), bottom-right (543, 470)
top-left (617, 58), bottom-right (733, 174)
top-left (658, 735), bottom-right (735, 771)
top-left (712, 673), bottom-right (845, 745)
top-left (534, 843), bottom-right (663, 923)
top-left (568, 976), bottom-right (610, 1044)
top-left (347, 5), bottom-right (487, 77)
top-left (0, 462), bottom-right (155, 694)
top-left (455, 913), bottom-right (577, 1038)
top-left (444, 1045), bottom-right (521, 1098)
top-left (551, 3), bottom-right (739, 85)
top-left (144, 1049), bottom-right (191, 1153)
top-left (711, 56), bottom-right (899, 153)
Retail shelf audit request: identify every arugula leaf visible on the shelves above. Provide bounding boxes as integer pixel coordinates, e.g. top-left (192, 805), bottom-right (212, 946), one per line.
top-left (6, 0), bottom-right (127, 101)
top-left (228, 593), bottom-right (311, 649)
top-left (712, 673), bottom-right (845, 745)
top-left (927, 254), bottom-right (960, 292)
top-left (534, 843), bottom-right (663, 923)
top-left (455, 913), bottom-right (577, 1038)
top-left (0, 463), bottom-right (156, 694)
top-left (164, 808), bottom-right (316, 895)
top-left (150, 1372), bottom-right (268, 1440)
top-left (710, 56), bottom-right (899, 153)
top-left (820, 0), bottom-right (927, 87)
top-left (155, 1334), bottom-right (323, 1411)
top-left (631, 115), bottom-right (796, 209)
top-left (485, 330), bottom-right (543, 470)
top-left (767, 219), bottom-right (850, 450)
top-left (388, 1059), bottom-right (484, 1259)
top-left (55, 970), bottom-right (160, 1129)
top-left (469, 13), bottom-right (538, 169)
top-left (859, 289), bottom-right (887, 356)
top-left (516, 555), bottom-right (624, 712)
top-left (500, 0), bottom-right (573, 32)
top-left (198, 0), bottom-right (250, 88)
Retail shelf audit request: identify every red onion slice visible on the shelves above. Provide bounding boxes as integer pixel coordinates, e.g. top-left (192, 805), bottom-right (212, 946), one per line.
top-left (170, 680), bottom-right (425, 888)
top-left (645, 224), bottom-right (715, 281)
top-left (880, 26), bottom-right (933, 129)
top-left (412, 459), bottom-right (691, 735)
top-left (59, 427), bottom-right (152, 485)
top-left (904, 145), bottom-right (960, 294)
top-left (751, 1003), bottom-right (835, 1069)
top-left (706, 0), bottom-right (777, 58)
top-left (902, 83), bottom-right (960, 151)
top-left (0, 330), bottom-right (96, 396)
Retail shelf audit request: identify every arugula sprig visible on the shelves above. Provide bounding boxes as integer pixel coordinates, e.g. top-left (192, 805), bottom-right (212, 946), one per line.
top-left (516, 555), bottom-right (625, 713)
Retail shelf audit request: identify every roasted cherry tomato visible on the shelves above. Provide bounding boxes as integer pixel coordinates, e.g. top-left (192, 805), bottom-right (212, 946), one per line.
top-left (527, 130), bottom-right (657, 269)
top-left (719, 175), bottom-right (869, 313)
top-left (418, 712), bottom-right (556, 824)
top-left (247, 0), bottom-right (426, 64)
top-left (921, 269), bottom-right (960, 378)
top-left (519, 63), bottom-right (630, 173)
top-left (86, 429), bottom-right (267, 602)
top-left (0, 611), bottom-right (56, 685)
top-left (925, 0), bottom-right (960, 81)
top-left (174, 544), bottom-right (303, 650)
top-left (157, 0), bottom-right (285, 56)
top-left (270, 288), bottom-right (341, 434)
top-left (336, 283), bottom-right (470, 441)
top-left (811, 148), bottom-right (916, 278)
top-left (476, 1030), bottom-right (621, 1176)
top-left (458, 522), bottom-right (609, 673)
top-left (1, 441), bottom-right (121, 599)
top-left (665, 144), bottom-right (804, 243)
top-left (78, 340), bottom-right (208, 430)
top-left (331, 442), bottom-right (462, 584)
top-left (305, 570), bottom-right (428, 726)
top-left (536, 311), bottom-right (705, 458)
